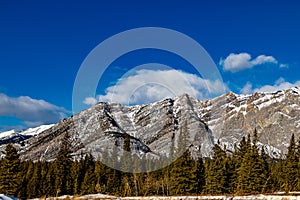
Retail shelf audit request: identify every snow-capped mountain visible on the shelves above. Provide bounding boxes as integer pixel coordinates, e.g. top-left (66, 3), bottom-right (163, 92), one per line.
top-left (198, 87), bottom-right (300, 158)
top-left (0, 124), bottom-right (54, 145)
top-left (1, 87), bottom-right (300, 161)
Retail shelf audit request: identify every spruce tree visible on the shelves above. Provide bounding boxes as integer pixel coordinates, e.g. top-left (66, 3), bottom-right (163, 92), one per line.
top-left (18, 161), bottom-right (30, 199)
top-left (195, 153), bottom-right (205, 195)
top-left (53, 133), bottom-right (73, 196)
top-left (250, 130), bottom-right (268, 193)
top-left (81, 153), bottom-right (96, 194)
top-left (284, 133), bottom-right (298, 192)
top-left (0, 143), bottom-right (21, 196)
top-left (204, 142), bottom-right (228, 194)
top-left (26, 161), bottom-right (40, 198)
top-left (269, 158), bottom-right (285, 192)
top-left (45, 162), bottom-right (56, 196)
top-left (169, 121), bottom-right (198, 195)
top-left (106, 145), bottom-right (122, 196)
top-left (237, 129), bottom-right (268, 194)
top-left (260, 147), bottom-right (271, 193)
top-left (169, 149), bottom-right (197, 195)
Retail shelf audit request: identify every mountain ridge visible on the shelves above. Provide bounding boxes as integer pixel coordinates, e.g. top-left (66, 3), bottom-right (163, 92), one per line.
top-left (1, 87), bottom-right (300, 161)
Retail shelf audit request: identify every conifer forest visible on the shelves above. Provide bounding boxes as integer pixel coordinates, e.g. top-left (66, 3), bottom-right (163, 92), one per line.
top-left (0, 130), bottom-right (300, 199)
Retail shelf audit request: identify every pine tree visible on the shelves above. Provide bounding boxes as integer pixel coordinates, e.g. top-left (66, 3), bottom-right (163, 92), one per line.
top-left (169, 149), bottom-right (197, 195)
top-left (169, 121), bottom-right (198, 195)
top-left (120, 133), bottom-right (132, 172)
top-left (81, 153), bottom-right (96, 194)
top-left (250, 129), bottom-right (267, 192)
top-left (45, 162), bottom-right (56, 196)
top-left (53, 133), bottom-right (73, 196)
top-left (284, 133), bottom-right (298, 192)
top-left (237, 129), bottom-right (269, 194)
top-left (236, 148), bottom-right (252, 194)
top-left (0, 143), bottom-right (21, 196)
top-left (260, 147), bottom-right (271, 193)
top-left (161, 132), bottom-right (176, 196)
top-left (231, 138), bottom-right (246, 193)
top-left (94, 160), bottom-right (105, 194)
top-left (26, 161), bottom-right (41, 198)
top-left (224, 155), bottom-right (236, 194)
top-left (204, 142), bottom-right (228, 194)
top-left (296, 138), bottom-right (300, 191)
top-left (106, 145), bottom-right (122, 196)
top-left (269, 158), bottom-right (285, 192)
top-left (195, 148), bottom-right (205, 195)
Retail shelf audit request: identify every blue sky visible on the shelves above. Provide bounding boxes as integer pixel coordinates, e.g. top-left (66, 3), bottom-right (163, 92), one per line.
top-left (0, 0), bottom-right (300, 131)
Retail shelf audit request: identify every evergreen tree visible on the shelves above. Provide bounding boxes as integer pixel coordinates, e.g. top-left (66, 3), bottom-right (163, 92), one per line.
top-left (121, 133), bottom-right (132, 172)
top-left (195, 153), bottom-right (205, 195)
top-left (284, 133), bottom-right (298, 192)
top-left (269, 158), bottom-right (285, 192)
top-left (169, 149), bottom-right (197, 195)
top-left (169, 121), bottom-right (198, 195)
top-left (18, 161), bottom-right (31, 199)
top-left (81, 153), bottom-right (96, 194)
top-left (250, 129), bottom-right (268, 192)
top-left (236, 147), bottom-right (252, 194)
top-left (94, 160), bottom-right (105, 194)
top-left (224, 155), bottom-right (236, 194)
top-left (53, 133), bottom-right (73, 196)
top-left (231, 138), bottom-right (247, 193)
top-left (204, 142), bottom-right (228, 194)
top-left (45, 162), bottom-right (56, 196)
top-left (0, 143), bottom-right (21, 196)
top-left (260, 147), bottom-right (271, 193)
top-left (296, 138), bottom-right (300, 191)
top-left (106, 145), bottom-right (122, 195)
top-left (26, 161), bottom-right (42, 198)
top-left (237, 129), bottom-right (268, 194)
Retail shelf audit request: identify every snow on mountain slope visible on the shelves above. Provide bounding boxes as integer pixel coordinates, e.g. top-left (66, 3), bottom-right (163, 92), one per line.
top-left (17, 94), bottom-right (212, 164)
top-left (0, 130), bottom-right (16, 139)
top-left (0, 124), bottom-right (54, 147)
top-left (198, 87), bottom-right (300, 157)
top-left (20, 124), bottom-right (54, 136)
top-left (1, 87), bottom-right (300, 161)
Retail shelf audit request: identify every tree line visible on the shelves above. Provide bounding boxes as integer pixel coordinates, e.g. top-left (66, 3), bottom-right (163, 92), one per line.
top-left (0, 129), bottom-right (300, 199)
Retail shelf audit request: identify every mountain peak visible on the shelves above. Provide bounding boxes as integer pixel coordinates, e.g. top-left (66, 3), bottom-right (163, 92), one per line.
top-left (1, 87), bottom-right (300, 161)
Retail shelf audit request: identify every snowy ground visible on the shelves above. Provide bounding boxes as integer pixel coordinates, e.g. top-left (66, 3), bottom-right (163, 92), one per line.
top-left (0, 194), bottom-right (19, 200)
top-left (35, 194), bottom-right (300, 200)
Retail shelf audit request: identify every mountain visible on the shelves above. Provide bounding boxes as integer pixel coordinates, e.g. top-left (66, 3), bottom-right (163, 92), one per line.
top-left (1, 87), bottom-right (300, 161)
top-left (0, 124), bottom-right (54, 146)
top-left (199, 87), bottom-right (300, 158)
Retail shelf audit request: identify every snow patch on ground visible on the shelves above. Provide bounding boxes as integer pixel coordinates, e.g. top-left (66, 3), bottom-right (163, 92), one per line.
top-left (43, 194), bottom-right (300, 200)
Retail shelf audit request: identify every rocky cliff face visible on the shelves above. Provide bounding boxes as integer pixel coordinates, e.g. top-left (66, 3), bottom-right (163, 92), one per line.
top-left (1, 87), bottom-right (300, 161)
top-left (199, 87), bottom-right (300, 158)
top-left (17, 93), bottom-right (212, 162)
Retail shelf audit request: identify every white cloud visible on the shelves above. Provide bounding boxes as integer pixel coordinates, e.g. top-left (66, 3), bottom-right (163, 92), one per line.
top-left (279, 63), bottom-right (289, 68)
top-left (84, 69), bottom-right (227, 105)
top-left (0, 93), bottom-right (69, 128)
top-left (83, 97), bottom-right (97, 105)
top-left (254, 79), bottom-right (300, 93)
top-left (220, 53), bottom-right (279, 72)
top-left (240, 78), bottom-right (300, 94)
top-left (240, 82), bottom-right (253, 94)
